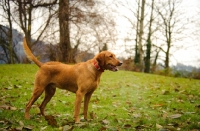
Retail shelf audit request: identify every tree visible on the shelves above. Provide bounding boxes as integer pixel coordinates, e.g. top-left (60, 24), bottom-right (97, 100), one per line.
top-left (144, 0), bottom-right (154, 73)
top-left (89, 12), bottom-right (117, 53)
top-left (134, 0), bottom-right (140, 65)
top-left (66, 0), bottom-right (117, 59)
top-left (58, 0), bottom-right (100, 62)
top-left (58, 0), bottom-right (72, 62)
top-left (0, 0), bottom-right (19, 63)
top-left (12, 0), bottom-right (57, 51)
top-left (137, 0), bottom-right (145, 71)
top-left (156, 0), bottom-right (184, 72)
top-left (117, 0), bottom-right (146, 71)
top-left (1, 0), bottom-right (117, 63)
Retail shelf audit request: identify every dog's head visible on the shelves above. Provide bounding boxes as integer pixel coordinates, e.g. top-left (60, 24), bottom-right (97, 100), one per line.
top-left (95, 51), bottom-right (122, 72)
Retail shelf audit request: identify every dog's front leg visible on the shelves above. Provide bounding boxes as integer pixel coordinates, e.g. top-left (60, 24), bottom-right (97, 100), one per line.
top-left (74, 90), bottom-right (84, 123)
top-left (83, 91), bottom-right (94, 120)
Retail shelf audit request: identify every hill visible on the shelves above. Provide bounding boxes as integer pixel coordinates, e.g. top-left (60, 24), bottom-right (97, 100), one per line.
top-left (0, 64), bottom-right (199, 130)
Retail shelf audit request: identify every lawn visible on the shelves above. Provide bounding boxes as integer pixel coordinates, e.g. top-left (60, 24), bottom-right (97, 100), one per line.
top-left (0, 64), bottom-right (200, 131)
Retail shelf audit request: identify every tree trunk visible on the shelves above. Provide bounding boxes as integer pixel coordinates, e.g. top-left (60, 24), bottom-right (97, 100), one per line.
top-left (7, 0), bottom-right (14, 64)
top-left (144, 0), bottom-right (154, 73)
top-left (152, 49), bottom-right (159, 72)
top-left (165, 41), bottom-right (170, 70)
top-left (134, 0), bottom-right (140, 64)
top-left (1, 0), bottom-right (20, 64)
top-left (144, 38), bottom-right (151, 73)
top-left (165, 20), bottom-right (172, 73)
top-left (59, 0), bottom-right (73, 63)
top-left (138, 0), bottom-right (145, 71)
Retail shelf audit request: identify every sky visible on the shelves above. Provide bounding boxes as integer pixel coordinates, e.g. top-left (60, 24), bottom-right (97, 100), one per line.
top-left (172, 0), bottom-right (200, 67)
top-left (113, 0), bottom-right (200, 67)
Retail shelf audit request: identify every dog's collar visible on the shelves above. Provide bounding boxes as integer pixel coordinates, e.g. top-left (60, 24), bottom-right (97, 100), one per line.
top-left (93, 61), bottom-right (104, 72)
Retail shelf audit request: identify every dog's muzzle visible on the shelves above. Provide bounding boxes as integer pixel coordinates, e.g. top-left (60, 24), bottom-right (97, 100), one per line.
top-left (108, 62), bottom-right (123, 72)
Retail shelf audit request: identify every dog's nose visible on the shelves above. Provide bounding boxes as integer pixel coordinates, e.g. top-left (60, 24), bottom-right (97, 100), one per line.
top-left (118, 62), bottom-right (123, 66)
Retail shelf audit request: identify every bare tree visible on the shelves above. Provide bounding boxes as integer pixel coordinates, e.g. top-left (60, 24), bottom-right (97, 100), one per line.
top-left (116, 0), bottom-right (146, 71)
top-left (58, 0), bottom-right (72, 62)
top-left (0, 0), bottom-right (20, 64)
top-left (58, 0), bottom-right (100, 62)
top-left (12, 0), bottom-right (57, 50)
top-left (144, 0), bottom-right (154, 73)
top-left (1, 0), bottom-right (117, 63)
top-left (134, 0), bottom-right (140, 64)
top-left (64, 0), bottom-right (117, 60)
top-left (156, 0), bottom-right (184, 72)
top-left (89, 13), bottom-right (117, 53)
top-left (137, 0), bottom-right (145, 70)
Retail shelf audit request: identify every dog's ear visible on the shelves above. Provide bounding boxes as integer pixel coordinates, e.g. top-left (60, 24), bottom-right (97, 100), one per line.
top-left (96, 52), bottom-right (105, 68)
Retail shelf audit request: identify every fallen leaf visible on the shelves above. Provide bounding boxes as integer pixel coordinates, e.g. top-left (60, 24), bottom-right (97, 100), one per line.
top-left (40, 126), bottom-right (47, 131)
top-left (18, 121), bottom-right (24, 127)
top-left (124, 124), bottom-right (132, 129)
top-left (152, 104), bottom-right (163, 107)
top-left (0, 105), bottom-right (10, 110)
top-left (174, 88), bottom-right (179, 92)
top-left (168, 122), bottom-right (179, 127)
top-left (163, 125), bottom-right (176, 131)
top-left (162, 90), bottom-right (170, 95)
top-left (0, 119), bottom-right (13, 125)
top-left (7, 86), bottom-right (13, 90)
top-left (0, 126), bottom-right (10, 131)
top-left (113, 118), bottom-right (123, 124)
top-left (112, 101), bottom-right (121, 107)
top-left (102, 119), bottom-right (110, 125)
top-left (159, 128), bottom-right (168, 131)
top-left (62, 125), bottom-right (74, 131)
top-left (162, 113), bottom-right (168, 119)
top-left (132, 113), bottom-right (141, 118)
top-left (135, 125), bottom-right (146, 130)
top-left (185, 112), bottom-right (195, 114)
top-left (0, 105), bottom-right (17, 111)
top-left (10, 106), bottom-right (17, 111)
top-left (169, 114), bottom-right (182, 119)
top-left (75, 122), bottom-right (88, 128)
top-left (90, 111), bottom-right (97, 119)
top-left (156, 123), bottom-right (162, 129)
top-left (14, 85), bottom-right (21, 88)
top-left (99, 126), bottom-right (107, 131)
top-left (16, 126), bottom-right (23, 131)
top-left (24, 125), bottom-right (34, 130)
top-left (195, 104), bottom-right (200, 109)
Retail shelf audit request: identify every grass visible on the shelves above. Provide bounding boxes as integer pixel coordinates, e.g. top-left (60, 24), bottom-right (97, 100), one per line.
top-left (0, 64), bottom-right (200, 131)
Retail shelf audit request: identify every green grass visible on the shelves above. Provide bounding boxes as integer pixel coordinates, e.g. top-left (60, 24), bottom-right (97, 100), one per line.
top-left (0, 64), bottom-right (200, 131)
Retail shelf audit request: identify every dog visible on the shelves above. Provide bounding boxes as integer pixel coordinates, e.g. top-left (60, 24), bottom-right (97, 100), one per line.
top-left (23, 38), bottom-right (122, 123)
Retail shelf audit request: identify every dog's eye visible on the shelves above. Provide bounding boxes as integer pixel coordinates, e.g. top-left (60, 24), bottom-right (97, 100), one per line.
top-left (109, 55), bottom-right (113, 58)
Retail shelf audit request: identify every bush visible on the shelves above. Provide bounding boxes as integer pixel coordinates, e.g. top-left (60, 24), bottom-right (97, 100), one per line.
top-left (189, 69), bottom-right (200, 79)
top-left (119, 58), bottom-right (141, 72)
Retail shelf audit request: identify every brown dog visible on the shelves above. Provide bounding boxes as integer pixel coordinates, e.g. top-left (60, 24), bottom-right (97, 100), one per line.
top-left (23, 39), bottom-right (122, 123)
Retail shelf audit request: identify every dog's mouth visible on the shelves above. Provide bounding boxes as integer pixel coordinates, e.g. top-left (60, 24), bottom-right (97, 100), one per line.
top-left (107, 64), bottom-right (119, 72)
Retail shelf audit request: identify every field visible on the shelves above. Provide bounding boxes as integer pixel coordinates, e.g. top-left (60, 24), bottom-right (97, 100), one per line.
top-left (0, 64), bottom-right (200, 131)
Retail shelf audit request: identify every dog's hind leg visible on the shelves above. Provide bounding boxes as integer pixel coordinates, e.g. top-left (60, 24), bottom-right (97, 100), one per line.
top-left (25, 85), bottom-right (45, 119)
top-left (39, 84), bottom-right (56, 116)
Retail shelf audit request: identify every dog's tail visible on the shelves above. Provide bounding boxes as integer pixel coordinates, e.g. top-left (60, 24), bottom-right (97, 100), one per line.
top-left (23, 38), bottom-right (43, 67)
